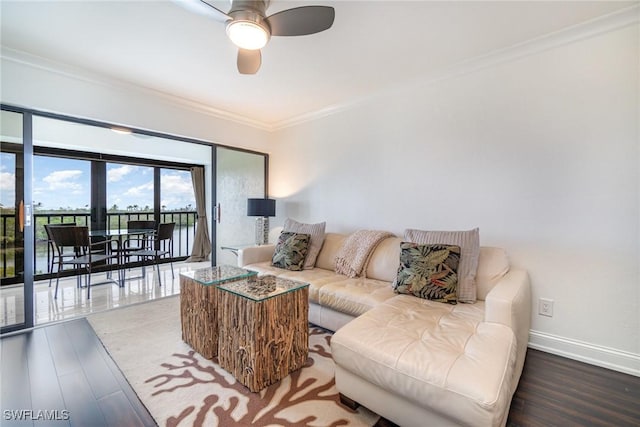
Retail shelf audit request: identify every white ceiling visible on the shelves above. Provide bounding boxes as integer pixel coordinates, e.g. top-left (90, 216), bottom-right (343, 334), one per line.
top-left (1, 1), bottom-right (635, 128)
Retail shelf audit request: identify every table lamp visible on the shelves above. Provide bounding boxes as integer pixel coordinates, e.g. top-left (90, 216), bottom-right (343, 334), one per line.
top-left (247, 198), bottom-right (276, 245)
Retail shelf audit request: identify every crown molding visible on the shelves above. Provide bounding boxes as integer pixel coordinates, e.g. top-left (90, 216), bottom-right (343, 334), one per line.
top-left (0, 47), bottom-right (274, 132)
top-left (2, 4), bottom-right (638, 133)
top-left (271, 4), bottom-right (640, 131)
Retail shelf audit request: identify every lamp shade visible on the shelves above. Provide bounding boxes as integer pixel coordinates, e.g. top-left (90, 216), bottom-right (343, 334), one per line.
top-left (247, 198), bottom-right (275, 217)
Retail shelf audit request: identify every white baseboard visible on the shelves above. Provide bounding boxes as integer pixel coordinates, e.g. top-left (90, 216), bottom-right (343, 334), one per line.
top-left (528, 330), bottom-right (640, 377)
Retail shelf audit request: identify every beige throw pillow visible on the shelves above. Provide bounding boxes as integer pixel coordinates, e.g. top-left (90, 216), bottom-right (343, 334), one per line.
top-left (283, 218), bottom-right (326, 269)
top-left (404, 228), bottom-right (480, 303)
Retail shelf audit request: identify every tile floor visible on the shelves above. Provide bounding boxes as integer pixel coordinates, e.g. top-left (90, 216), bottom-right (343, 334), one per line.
top-left (0, 260), bottom-right (211, 328)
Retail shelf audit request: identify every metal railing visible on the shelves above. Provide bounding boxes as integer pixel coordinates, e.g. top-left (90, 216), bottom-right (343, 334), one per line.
top-left (0, 210), bottom-right (198, 284)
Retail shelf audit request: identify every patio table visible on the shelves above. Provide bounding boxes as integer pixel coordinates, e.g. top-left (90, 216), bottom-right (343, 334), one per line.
top-left (89, 228), bottom-right (154, 286)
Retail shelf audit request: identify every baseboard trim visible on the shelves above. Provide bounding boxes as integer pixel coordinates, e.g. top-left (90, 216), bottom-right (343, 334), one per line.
top-left (528, 330), bottom-right (640, 377)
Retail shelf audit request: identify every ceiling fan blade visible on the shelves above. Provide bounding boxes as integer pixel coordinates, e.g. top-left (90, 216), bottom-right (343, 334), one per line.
top-left (237, 49), bottom-right (261, 74)
top-left (266, 6), bottom-right (335, 37)
top-left (174, 0), bottom-right (231, 23)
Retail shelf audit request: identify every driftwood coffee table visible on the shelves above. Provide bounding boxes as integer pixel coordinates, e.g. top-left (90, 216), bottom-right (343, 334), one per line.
top-left (216, 275), bottom-right (309, 392)
top-left (179, 265), bottom-right (256, 359)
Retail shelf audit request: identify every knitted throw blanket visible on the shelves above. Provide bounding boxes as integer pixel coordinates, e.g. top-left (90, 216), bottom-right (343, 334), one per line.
top-left (335, 230), bottom-right (394, 278)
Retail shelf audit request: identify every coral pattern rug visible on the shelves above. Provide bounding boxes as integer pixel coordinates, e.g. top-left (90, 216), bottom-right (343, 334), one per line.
top-left (88, 296), bottom-right (378, 426)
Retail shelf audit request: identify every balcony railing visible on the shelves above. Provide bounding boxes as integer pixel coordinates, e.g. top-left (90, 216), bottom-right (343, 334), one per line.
top-left (0, 210), bottom-right (198, 285)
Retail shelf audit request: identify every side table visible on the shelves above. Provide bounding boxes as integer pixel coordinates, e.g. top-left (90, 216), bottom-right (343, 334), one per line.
top-left (179, 265), bottom-right (256, 359)
top-left (217, 275), bottom-right (309, 392)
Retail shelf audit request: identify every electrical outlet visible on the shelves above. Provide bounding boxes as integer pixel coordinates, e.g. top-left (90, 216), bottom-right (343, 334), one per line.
top-left (539, 298), bottom-right (554, 317)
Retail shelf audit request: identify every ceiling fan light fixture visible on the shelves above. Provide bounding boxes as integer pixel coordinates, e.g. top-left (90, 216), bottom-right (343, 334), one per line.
top-left (181, 0), bottom-right (335, 74)
top-left (226, 20), bottom-right (270, 50)
top-left (111, 127), bottom-right (132, 135)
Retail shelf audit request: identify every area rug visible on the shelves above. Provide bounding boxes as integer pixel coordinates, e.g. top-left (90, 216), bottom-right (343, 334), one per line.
top-left (88, 296), bottom-right (379, 426)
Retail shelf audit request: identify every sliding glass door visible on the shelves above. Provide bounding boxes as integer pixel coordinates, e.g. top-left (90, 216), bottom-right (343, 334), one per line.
top-left (0, 110), bottom-right (33, 331)
top-left (1, 104), bottom-right (269, 331)
top-left (215, 147), bottom-right (267, 266)
top-left (32, 116), bottom-right (203, 267)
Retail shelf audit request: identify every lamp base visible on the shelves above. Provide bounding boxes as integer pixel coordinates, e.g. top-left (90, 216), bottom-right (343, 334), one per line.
top-left (255, 217), bottom-right (269, 245)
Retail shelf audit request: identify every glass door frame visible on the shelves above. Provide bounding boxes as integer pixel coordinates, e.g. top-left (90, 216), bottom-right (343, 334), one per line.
top-left (1, 106), bottom-right (34, 333)
top-left (211, 146), bottom-right (269, 266)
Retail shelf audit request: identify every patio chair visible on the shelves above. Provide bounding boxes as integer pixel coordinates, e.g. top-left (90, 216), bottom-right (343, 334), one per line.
top-left (49, 225), bottom-right (120, 299)
top-left (117, 220), bottom-right (156, 264)
top-left (43, 222), bottom-right (77, 287)
top-left (129, 222), bottom-right (175, 286)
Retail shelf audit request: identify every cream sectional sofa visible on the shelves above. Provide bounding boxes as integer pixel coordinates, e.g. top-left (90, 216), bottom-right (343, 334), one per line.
top-left (238, 232), bottom-right (531, 427)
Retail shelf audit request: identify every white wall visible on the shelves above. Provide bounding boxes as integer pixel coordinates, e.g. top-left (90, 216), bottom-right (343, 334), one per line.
top-left (269, 23), bottom-right (639, 374)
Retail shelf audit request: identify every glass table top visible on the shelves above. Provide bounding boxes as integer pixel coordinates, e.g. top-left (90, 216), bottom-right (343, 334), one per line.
top-left (89, 228), bottom-right (153, 237)
top-left (180, 265), bottom-right (257, 286)
top-left (217, 275), bottom-right (309, 302)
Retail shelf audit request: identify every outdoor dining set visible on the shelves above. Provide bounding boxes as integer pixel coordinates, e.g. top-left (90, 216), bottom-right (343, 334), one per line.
top-left (44, 221), bottom-right (176, 299)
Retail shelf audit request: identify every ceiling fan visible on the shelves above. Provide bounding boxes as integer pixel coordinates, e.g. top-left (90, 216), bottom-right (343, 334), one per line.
top-left (178, 0), bottom-right (335, 74)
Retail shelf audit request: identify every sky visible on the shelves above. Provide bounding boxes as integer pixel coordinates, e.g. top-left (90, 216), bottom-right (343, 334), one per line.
top-left (0, 153), bottom-right (195, 211)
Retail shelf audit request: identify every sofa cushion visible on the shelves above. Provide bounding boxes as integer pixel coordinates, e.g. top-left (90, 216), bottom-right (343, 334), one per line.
top-left (315, 233), bottom-right (346, 271)
top-left (365, 236), bottom-right (402, 282)
top-left (476, 247), bottom-right (510, 300)
top-left (331, 295), bottom-right (516, 426)
top-left (393, 243), bottom-right (460, 304)
top-left (283, 218), bottom-right (326, 269)
top-left (404, 228), bottom-right (480, 303)
top-left (318, 277), bottom-right (397, 317)
top-left (335, 230), bottom-right (395, 278)
top-left (271, 231), bottom-right (310, 271)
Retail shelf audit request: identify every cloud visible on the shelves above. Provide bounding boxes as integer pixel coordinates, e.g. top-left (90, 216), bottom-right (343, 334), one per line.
top-left (42, 170), bottom-right (83, 191)
top-left (160, 173), bottom-right (195, 209)
top-left (108, 165), bottom-right (134, 182)
top-left (0, 171), bottom-right (16, 206)
top-left (120, 177), bottom-right (193, 211)
top-left (123, 181), bottom-right (154, 197)
top-left (162, 173), bottom-right (193, 193)
top-left (0, 171), bottom-right (15, 191)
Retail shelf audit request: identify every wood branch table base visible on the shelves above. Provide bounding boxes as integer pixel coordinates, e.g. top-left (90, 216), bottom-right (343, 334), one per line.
top-left (179, 266), bottom-right (256, 359)
top-left (217, 276), bottom-right (309, 392)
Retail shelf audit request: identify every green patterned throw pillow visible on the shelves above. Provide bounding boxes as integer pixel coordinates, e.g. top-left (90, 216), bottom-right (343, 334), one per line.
top-left (272, 232), bottom-right (311, 271)
top-left (393, 242), bottom-right (461, 304)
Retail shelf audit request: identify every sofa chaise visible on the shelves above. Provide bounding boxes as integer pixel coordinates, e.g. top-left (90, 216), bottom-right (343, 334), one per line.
top-left (238, 231), bottom-right (530, 427)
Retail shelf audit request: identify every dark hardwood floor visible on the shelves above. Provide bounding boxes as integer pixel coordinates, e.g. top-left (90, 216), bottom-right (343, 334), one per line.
top-left (507, 348), bottom-right (640, 427)
top-left (0, 319), bottom-right (155, 427)
top-left (1, 320), bottom-right (639, 427)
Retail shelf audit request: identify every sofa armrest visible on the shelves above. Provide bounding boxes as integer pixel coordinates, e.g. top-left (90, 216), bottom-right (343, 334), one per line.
top-left (484, 268), bottom-right (531, 354)
top-left (237, 244), bottom-right (275, 267)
